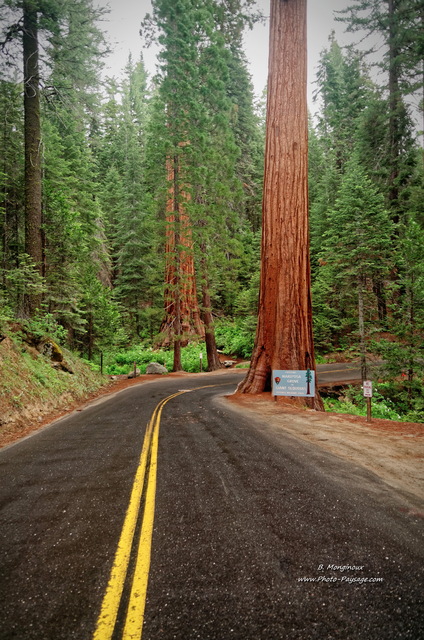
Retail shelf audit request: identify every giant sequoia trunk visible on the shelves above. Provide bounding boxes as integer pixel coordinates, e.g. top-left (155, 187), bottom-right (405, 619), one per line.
top-left (159, 154), bottom-right (204, 355)
top-left (23, 0), bottom-right (43, 316)
top-left (238, 0), bottom-right (323, 410)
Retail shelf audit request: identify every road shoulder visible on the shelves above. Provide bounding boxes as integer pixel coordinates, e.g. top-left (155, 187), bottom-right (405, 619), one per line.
top-left (219, 392), bottom-right (424, 511)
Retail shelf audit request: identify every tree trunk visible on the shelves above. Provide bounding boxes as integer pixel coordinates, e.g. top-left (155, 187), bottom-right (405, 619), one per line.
top-left (159, 154), bottom-right (204, 348)
top-left (387, 0), bottom-right (402, 220)
top-left (357, 274), bottom-right (368, 383)
top-left (88, 310), bottom-right (94, 361)
top-left (170, 154), bottom-right (183, 372)
top-left (200, 251), bottom-right (223, 372)
top-left (373, 278), bottom-right (387, 325)
top-left (23, 0), bottom-right (43, 316)
top-left (406, 274), bottom-right (415, 408)
top-left (237, 0), bottom-right (323, 411)
top-left (173, 278), bottom-right (183, 371)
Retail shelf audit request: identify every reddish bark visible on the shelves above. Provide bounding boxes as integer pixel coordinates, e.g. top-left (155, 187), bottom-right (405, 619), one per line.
top-left (159, 154), bottom-right (204, 349)
top-left (237, 0), bottom-right (324, 410)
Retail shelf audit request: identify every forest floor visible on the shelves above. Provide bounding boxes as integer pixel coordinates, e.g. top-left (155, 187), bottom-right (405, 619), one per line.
top-left (1, 368), bottom-right (422, 511)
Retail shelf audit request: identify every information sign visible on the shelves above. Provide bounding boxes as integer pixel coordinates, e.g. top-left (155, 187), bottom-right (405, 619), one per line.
top-left (363, 380), bottom-right (373, 398)
top-left (272, 370), bottom-right (315, 397)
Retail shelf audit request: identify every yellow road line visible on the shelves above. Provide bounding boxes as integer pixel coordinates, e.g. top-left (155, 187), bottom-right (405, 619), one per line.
top-left (92, 393), bottom-right (182, 640)
top-left (122, 398), bottom-right (168, 640)
top-left (92, 417), bottom-right (154, 640)
top-left (93, 383), bottom-right (230, 640)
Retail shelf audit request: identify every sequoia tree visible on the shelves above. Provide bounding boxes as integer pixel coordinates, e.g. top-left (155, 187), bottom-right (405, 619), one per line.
top-left (238, 0), bottom-right (323, 410)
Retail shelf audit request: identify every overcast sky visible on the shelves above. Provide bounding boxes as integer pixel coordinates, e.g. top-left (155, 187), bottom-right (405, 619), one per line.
top-left (98, 0), bottom-right (360, 110)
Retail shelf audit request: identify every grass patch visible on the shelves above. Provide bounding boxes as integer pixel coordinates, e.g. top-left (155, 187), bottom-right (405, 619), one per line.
top-left (104, 343), bottom-right (209, 375)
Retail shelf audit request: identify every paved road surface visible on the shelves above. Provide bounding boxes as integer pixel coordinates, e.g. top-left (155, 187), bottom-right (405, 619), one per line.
top-left (316, 362), bottom-right (380, 386)
top-left (0, 371), bottom-right (422, 640)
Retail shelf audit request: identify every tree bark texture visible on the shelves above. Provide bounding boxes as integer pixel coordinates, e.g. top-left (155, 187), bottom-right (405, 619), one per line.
top-left (357, 275), bottom-right (368, 383)
top-left (387, 0), bottom-right (402, 217)
top-left (23, 0), bottom-right (43, 316)
top-left (159, 154), bottom-right (204, 348)
top-left (200, 251), bottom-right (223, 372)
top-left (238, 0), bottom-right (323, 410)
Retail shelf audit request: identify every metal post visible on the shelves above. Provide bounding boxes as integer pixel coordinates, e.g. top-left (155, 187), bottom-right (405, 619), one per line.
top-left (100, 351), bottom-right (103, 376)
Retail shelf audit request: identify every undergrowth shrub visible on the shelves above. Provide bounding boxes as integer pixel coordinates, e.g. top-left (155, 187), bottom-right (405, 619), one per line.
top-left (104, 343), bottom-right (208, 375)
top-left (323, 383), bottom-right (424, 422)
top-left (214, 318), bottom-right (255, 359)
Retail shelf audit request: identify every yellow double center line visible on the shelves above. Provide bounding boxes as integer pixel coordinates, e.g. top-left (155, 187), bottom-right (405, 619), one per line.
top-left (92, 385), bottom-right (221, 640)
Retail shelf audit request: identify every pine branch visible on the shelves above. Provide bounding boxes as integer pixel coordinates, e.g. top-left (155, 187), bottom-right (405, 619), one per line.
top-left (0, 19), bottom-right (23, 51)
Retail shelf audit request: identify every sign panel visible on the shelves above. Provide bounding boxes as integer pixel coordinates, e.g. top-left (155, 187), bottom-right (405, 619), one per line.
top-left (272, 370), bottom-right (315, 397)
top-left (363, 380), bottom-right (373, 398)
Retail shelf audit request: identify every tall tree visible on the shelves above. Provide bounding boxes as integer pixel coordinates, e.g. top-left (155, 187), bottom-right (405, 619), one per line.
top-left (337, 0), bottom-right (422, 219)
top-left (314, 36), bottom-right (373, 169)
top-left (238, 0), bottom-right (323, 410)
top-left (144, 0), bottom-right (208, 365)
top-left (319, 154), bottom-right (393, 380)
top-left (1, 0), bottom-right (109, 323)
top-left (214, 0), bottom-right (264, 232)
top-left (143, 0), bottom-right (252, 370)
top-left (96, 56), bottom-right (161, 340)
top-left (0, 78), bottom-right (24, 295)
top-left (22, 0), bottom-right (43, 315)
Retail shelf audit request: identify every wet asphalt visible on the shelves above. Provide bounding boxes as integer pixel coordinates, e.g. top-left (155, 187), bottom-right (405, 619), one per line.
top-left (0, 371), bottom-right (423, 640)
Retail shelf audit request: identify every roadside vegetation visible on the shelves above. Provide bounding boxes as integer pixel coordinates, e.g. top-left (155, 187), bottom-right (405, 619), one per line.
top-left (323, 384), bottom-right (424, 424)
top-left (0, 322), bottom-right (107, 437)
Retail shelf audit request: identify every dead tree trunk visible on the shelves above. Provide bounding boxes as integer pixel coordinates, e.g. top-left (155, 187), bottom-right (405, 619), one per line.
top-left (238, 0), bottom-right (324, 411)
top-left (23, 0), bottom-right (43, 316)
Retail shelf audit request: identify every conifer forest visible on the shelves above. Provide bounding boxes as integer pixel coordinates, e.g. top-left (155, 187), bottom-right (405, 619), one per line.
top-left (0, 0), bottom-right (423, 420)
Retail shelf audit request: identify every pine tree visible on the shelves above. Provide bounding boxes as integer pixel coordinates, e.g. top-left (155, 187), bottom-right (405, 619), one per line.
top-left (144, 0), bottom-right (208, 367)
top-left (319, 154), bottom-right (393, 379)
top-left (0, 0), bottom-right (110, 331)
top-left (337, 0), bottom-right (422, 219)
top-left (314, 35), bottom-right (373, 169)
top-left (144, 0), bottom-right (253, 370)
top-left (0, 79), bottom-right (24, 301)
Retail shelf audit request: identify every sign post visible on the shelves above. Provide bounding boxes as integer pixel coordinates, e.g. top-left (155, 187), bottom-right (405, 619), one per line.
top-left (363, 380), bottom-right (373, 422)
top-left (199, 352), bottom-right (203, 373)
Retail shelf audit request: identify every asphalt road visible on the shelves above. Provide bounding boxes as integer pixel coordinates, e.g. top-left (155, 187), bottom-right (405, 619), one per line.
top-left (0, 371), bottom-right (422, 640)
top-left (316, 362), bottom-right (380, 386)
